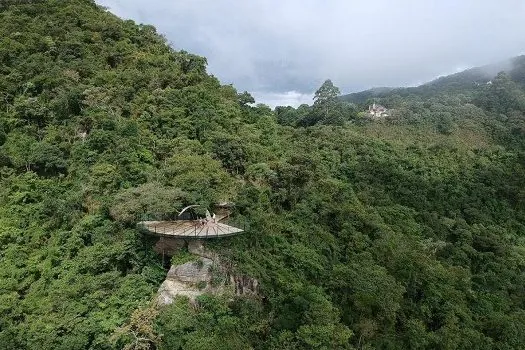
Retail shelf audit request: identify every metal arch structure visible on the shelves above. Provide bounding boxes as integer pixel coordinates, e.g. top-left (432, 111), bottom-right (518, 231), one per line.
top-left (178, 205), bottom-right (201, 217)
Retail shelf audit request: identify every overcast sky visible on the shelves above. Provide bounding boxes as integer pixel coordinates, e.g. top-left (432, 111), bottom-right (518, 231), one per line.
top-left (96, 0), bottom-right (525, 107)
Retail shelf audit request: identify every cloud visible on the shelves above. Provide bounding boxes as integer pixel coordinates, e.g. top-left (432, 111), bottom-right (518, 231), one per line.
top-left (96, 0), bottom-right (525, 106)
top-left (251, 91), bottom-right (313, 108)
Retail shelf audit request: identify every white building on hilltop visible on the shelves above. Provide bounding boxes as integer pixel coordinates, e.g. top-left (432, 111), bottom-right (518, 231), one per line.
top-left (368, 103), bottom-right (389, 119)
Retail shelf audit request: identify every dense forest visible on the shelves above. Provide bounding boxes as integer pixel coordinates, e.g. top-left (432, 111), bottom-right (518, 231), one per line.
top-left (1, 1), bottom-right (525, 349)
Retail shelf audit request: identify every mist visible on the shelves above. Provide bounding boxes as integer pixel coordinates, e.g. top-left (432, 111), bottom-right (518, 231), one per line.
top-left (96, 0), bottom-right (525, 106)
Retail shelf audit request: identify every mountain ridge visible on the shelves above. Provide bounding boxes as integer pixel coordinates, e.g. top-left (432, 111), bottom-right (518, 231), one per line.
top-left (341, 55), bottom-right (525, 105)
top-left (2, 1), bottom-right (525, 349)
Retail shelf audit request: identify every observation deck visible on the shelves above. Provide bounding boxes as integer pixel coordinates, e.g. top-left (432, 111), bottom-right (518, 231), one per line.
top-left (137, 205), bottom-right (245, 239)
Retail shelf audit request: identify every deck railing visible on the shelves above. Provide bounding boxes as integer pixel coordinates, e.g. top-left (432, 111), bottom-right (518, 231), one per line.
top-left (137, 219), bottom-right (247, 238)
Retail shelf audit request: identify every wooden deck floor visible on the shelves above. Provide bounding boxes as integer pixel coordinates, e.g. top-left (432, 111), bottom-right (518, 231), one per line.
top-left (138, 220), bottom-right (244, 238)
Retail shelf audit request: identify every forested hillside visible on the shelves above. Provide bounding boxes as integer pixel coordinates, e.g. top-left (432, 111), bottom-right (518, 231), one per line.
top-left (341, 55), bottom-right (525, 105)
top-left (1, 1), bottom-right (525, 349)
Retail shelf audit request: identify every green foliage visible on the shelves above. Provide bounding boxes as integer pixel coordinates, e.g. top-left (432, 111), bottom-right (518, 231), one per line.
top-left (314, 79), bottom-right (340, 105)
top-left (2, 1), bottom-right (525, 349)
top-left (276, 81), bottom-right (358, 127)
top-left (237, 91), bottom-right (255, 106)
top-left (156, 296), bottom-right (260, 350)
top-left (110, 183), bottom-right (188, 223)
top-left (307, 79), bottom-right (344, 125)
top-left (112, 304), bottom-right (160, 350)
top-left (170, 248), bottom-right (197, 266)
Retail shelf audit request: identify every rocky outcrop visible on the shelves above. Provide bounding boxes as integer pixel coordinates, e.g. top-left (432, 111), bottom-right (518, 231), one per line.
top-left (156, 257), bottom-right (214, 305)
top-left (230, 274), bottom-right (260, 296)
top-left (156, 240), bottom-right (260, 305)
top-left (157, 278), bottom-right (204, 305)
top-left (187, 239), bottom-right (217, 260)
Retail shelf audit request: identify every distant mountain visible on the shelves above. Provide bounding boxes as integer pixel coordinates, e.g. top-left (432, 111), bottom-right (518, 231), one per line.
top-left (338, 87), bottom-right (395, 105)
top-left (341, 55), bottom-right (525, 105)
top-left (3, 2), bottom-right (525, 349)
top-left (510, 54), bottom-right (525, 84)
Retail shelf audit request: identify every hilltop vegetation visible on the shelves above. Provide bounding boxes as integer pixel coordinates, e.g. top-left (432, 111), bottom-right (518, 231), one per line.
top-left (1, 1), bottom-right (525, 349)
top-left (341, 55), bottom-right (525, 105)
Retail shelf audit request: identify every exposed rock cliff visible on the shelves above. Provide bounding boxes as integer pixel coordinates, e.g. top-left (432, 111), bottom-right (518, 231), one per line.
top-left (156, 240), bottom-right (259, 305)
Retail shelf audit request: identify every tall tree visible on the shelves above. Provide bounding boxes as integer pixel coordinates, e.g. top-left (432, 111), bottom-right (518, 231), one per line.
top-left (313, 79), bottom-right (342, 123)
